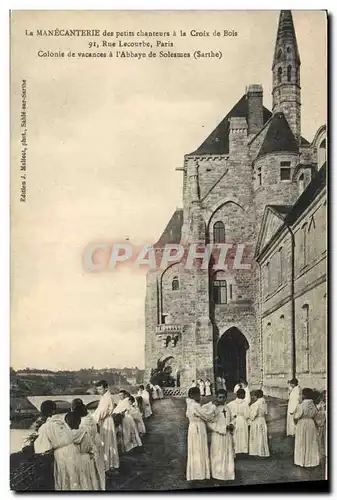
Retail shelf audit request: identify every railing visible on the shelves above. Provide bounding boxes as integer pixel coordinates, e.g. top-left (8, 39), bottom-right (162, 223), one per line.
top-left (155, 324), bottom-right (182, 334)
top-left (162, 388), bottom-right (187, 397)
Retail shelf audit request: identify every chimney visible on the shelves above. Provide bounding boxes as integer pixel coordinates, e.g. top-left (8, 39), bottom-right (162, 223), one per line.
top-left (247, 84), bottom-right (263, 136)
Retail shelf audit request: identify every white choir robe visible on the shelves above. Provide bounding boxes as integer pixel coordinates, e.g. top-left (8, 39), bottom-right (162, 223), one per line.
top-left (315, 401), bottom-right (326, 460)
top-left (71, 426), bottom-right (101, 491)
top-left (92, 390), bottom-right (119, 471)
top-left (155, 385), bottom-right (164, 399)
top-left (287, 386), bottom-right (301, 436)
top-left (150, 384), bottom-right (159, 400)
top-left (198, 381), bottom-right (205, 396)
top-left (138, 389), bottom-right (152, 418)
top-left (34, 414), bottom-right (83, 490)
top-left (243, 387), bottom-right (251, 405)
top-left (113, 399), bottom-right (142, 452)
top-left (185, 399), bottom-right (215, 481)
top-left (249, 398), bottom-right (270, 457)
top-left (129, 402), bottom-right (146, 435)
top-left (294, 399), bottom-right (320, 467)
top-left (206, 404), bottom-right (235, 481)
top-left (205, 381), bottom-right (212, 396)
top-left (227, 399), bottom-right (250, 454)
top-left (80, 414), bottom-right (105, 490)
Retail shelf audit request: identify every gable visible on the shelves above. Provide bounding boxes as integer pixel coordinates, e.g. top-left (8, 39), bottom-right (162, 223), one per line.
top-left (255, 207), bottom-right (289, 256)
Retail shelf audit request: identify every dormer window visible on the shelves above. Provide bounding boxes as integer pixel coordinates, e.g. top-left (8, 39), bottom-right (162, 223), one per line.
top-left (280, 161), bottom-right (291, 181)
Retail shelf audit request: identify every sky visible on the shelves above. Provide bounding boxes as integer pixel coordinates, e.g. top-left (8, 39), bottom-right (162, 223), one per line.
top-left (10, 10), bottom-right (327, 370)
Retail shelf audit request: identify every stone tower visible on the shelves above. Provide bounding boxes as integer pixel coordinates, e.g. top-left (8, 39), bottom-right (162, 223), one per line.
top-left (272, 10), bottom-right (301, 143)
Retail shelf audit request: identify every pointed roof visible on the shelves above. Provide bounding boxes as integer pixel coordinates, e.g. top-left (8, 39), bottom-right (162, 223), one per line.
top-left (187, 95), bottom-right (272, 156)
top-left (154, 209), bottom-right (183, 248)
top-left (257, 112), bottom-right (299, 158)
top-left (273, 10), bottom-right (300, 67)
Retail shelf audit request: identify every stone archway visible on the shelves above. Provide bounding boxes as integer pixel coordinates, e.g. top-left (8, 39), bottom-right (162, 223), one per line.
top-left (216, 327), bottom-right (249, 391)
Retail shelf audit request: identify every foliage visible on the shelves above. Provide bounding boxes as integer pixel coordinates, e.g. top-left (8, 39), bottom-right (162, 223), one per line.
top-left (150, 357), bottom-right (175, 387)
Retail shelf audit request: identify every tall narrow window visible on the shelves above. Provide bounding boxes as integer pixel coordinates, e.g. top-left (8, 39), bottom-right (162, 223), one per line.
top-left (257, 166), bottom-right (262, 186)
top-left (300, 223), bottom-right (308, 269)
top-left (213, 221), bottom-right (225, 244)
top-left (287, 65), bottom-right (292, 82)
top-left (301, 304), bottom-right (310, 372)
top-left (172, 276), bottom-right (179, 291)
top-left (229, 284), bottom-right (233, 300)
top-left (266, 262), bottom-right (271, 294)
top-left (277, 67), bottom-right (282, 83)
top-left (278, 247), bottom-right (284, 286)
top-left (213, 272), bottom-right (228, 304)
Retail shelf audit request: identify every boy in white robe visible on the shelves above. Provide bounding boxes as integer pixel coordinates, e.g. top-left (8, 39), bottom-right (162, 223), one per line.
top-left (92, 380), bottom-right (119, 472)
top-left (227, 388), bottom-right (250, 454)
top-left (233, 381), bottom-right (242, 395)
top-left (249, 390), bottom-right (270, 457)
top-left (155, 385), bottom-right (164, 399)
top-left (113, 390), bottom-right (142, 452)
top-left (205, 389), bottom-right (235, 481)
top-left (138, 385), bottom-right (152, 418)
top-left (34, 401), bottom-right (83, 490)
top-left (205, 379), bottom-right (212, 396)
top-left (185, 387), bottom-right (215, 481)
top-left (293, 388), bottom-right (320, 467)
top-left (128, 395), bottom-right (146, 436)
top-left (198, 379), bottom-right (205, 396)
top-left (287, 378), bottom-right (301, 436)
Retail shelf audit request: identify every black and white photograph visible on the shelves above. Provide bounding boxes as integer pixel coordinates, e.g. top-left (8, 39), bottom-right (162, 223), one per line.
top-left (10, 9), bottom-right (328, 492)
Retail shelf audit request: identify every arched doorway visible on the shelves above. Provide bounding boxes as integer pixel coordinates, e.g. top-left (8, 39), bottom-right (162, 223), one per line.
top-left (216, 327), bottom-right (249, 391)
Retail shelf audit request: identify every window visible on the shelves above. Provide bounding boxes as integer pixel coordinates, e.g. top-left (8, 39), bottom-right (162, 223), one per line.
top-left (287, 47), bottom-right (291, 53)
top-left (301, 304), bottom-right (310, 372)
top-left (277, 48), bottom-right (282, 59)
top-left (299, 223), bottom-right (308, 269)
top-left (277, 67), bottom-right (282, 83)
top-left (172, 276), bottom-right (179, 291)
top-left (214, 279), bottom-right (227, 304)
top-left (257, 166), bottom-right (262, 186)
top-left (213, 272), bottom-right (233, 305)
top-left (266, 262), bottom-right (271, 293)
top-left (287, 65), bottom-right (292, 82)
top-left (280, 161), bottom-right (291, 181)
top-left (213, 221), bottom-right (225, 244)
top-left (278, 247), bottom-right (284, 286)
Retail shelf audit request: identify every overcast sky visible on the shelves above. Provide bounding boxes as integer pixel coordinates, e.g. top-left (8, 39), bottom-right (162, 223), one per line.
top-left (11, 10), bottom-right (327, 370)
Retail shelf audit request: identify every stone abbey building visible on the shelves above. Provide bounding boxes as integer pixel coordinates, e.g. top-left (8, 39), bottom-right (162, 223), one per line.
top-left (145, 11), bottom-right (327, 397)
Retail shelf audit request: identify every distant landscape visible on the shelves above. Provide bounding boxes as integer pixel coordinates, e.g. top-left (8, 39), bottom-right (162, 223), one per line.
top-left (10, 366), bottom-right (145, 426)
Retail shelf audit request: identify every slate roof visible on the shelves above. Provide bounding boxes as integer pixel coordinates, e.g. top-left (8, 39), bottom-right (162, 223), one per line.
top-left (257, 112), bottom-right (299, 158)
top-left (273, 10), bottom-right (301, 66)
top-left (154, 209), bottom-right (183, 247)
top-left (187, 95), bottom-right (272, 156)
top-left (187, 95), bottom-right (308, 156)
top-left (285, 163), bottom-right (327, 224)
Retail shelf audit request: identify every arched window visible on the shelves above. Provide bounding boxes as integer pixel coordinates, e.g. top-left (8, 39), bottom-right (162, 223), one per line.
top-left (172, 276), bottom-right (179, 291)
top-left (300, 304), bottom-right (310, 372)
top-left (213, 221), bottom-right (225, 243)
top-left (287, 47), bottom-right (291, 53)
top-left (287, 65), bottom-right (292, 82)
top-left (277, 67), bottom-right (282, 83)
top-left (277, 48), bottom-right (282, 59)
top-left (213, 272), bottom-right (228, 304)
